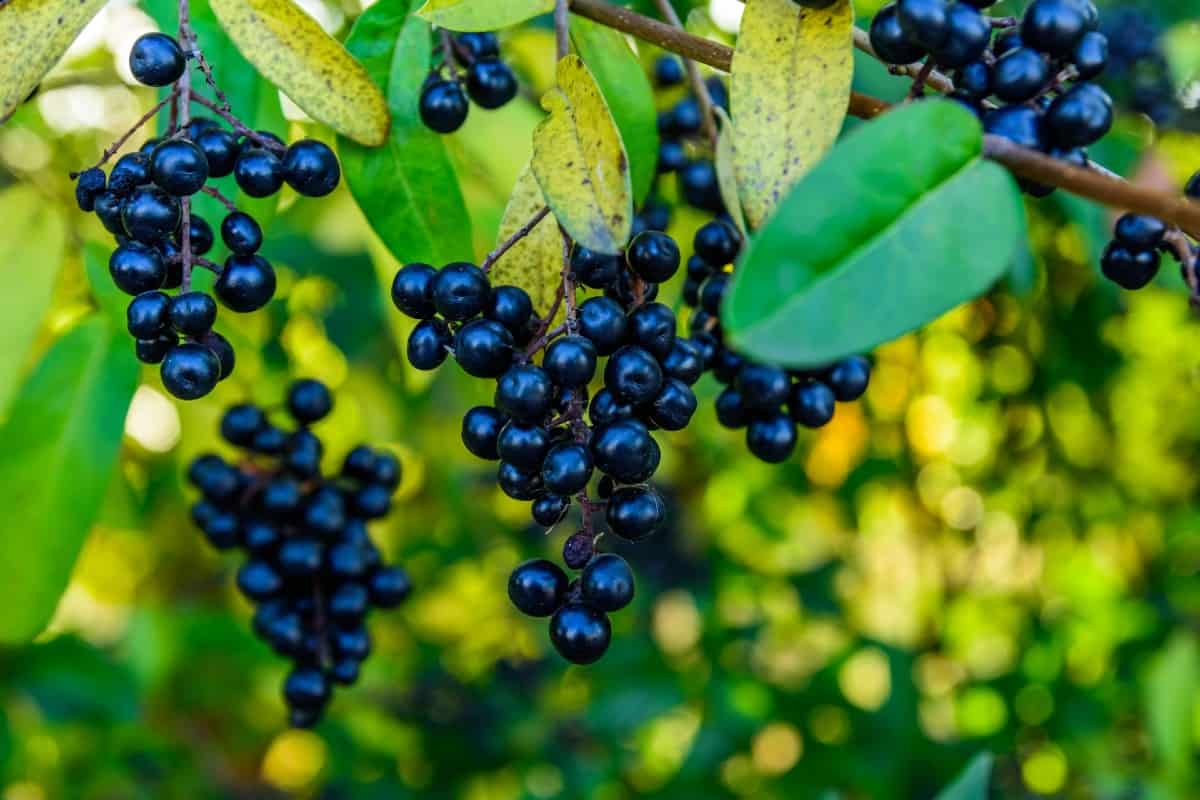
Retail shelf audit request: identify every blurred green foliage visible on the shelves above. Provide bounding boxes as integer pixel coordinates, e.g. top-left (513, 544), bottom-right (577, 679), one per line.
top-left (3, 0), bottom-right (1200, 798)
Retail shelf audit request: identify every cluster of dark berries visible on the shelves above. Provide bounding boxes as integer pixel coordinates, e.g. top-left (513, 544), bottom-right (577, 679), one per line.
top-left (419, 31), bottom-right (518, 134)
top-left (1100, 7), bottom-right (1176, 127)
top-left (187, 380), bottom-right (411, 728)
top-left (870, 0), bottom-right (1113, 195)
top-left (680, 218), bottom-right (871, 462)
top-left (653, 55), bottom-right (730, 217)
top-left (391, 227), bottom-right (706, 662)
top-left (1099, 172), bottom-right (1200, 292)
top-left (74, 32), bottom-right (341, 400)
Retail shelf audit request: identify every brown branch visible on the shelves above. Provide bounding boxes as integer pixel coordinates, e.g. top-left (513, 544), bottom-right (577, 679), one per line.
top-left (555, 0), bottom-right (571, 61)
top-left (652, 0), bottom-right (717, 146)
top-left (568, 0), bottom-right (1200, 239)
top-left (481, 206), bottom-right (550, 273)
top-left (851, 28), bottom-right (954, 94)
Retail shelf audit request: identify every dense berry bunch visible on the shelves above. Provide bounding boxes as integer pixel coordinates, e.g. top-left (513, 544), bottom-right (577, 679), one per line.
top-left (186, 380), bottom-right (411, 727)
top-left (653, 57), bottom-right (730, 219)
top-left (74, 32), bottom-right (341, 401)
top-left (870, 0), bottom-right (1112, 195)
top-left (1099, 7), bottom-right (1175, 126)
top-left (391, 227), bottom-right (706, 662)
top-left (1097, 172), bottom-right (1200, 294)
top-left (419, 31), bottom-right (519, 134)
top-left (680, 218), bottom-right (871, 463)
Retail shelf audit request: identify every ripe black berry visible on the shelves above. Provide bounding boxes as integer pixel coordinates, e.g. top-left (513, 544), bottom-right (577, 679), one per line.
top-left (653, 55), bottom-right (685, 87)
top-left (108, 152), bottom-right (151, 197)
top-left (746, 414), bottom-right (798, 463)
top-left (196, 128), bottom-right (238, 178)
top-left (1101, 242), bottom-right (1159, 290)
top-left (1045, 83), bottom-right (1113, 147)
top-left (215, 254), bottom-right (276, 312)
top-left (870, 3), bottom-right (926, 65)
top-left (508, 559), bottom-right (567, 617)
top-left (629, 303), bottom-right (677, 360)
top-left (581, 554), bottom-right (634, 612)
top-left (168, 291), bottom-right (217, 336)
top-left (458, 32), bottom-right (500, 59)
top-left (627, 231), bottom-right (680, 283)
top-left (110, 242), bottom-right (166, 295)
top-left (498, 421), bottom-right (551, 470)
top-left (221, 404), bottom-right (266, 446)
top-left (151, 139), bottom-right (209, 196)
top-left (407, 318), bottom-right (452, 370)
top-left (185, 216), bottom-right (214, 256)
top-left (420, 80), bottom-right (470, 133)
top-left (533, 494), bottom-right (570, 527)
top-left (992, 48), bottom-right (1050, 103)
top-left (495, 364), bottom-right (554, 421)
top-left (571, 247), bottom-right (622, 289)
top-left (541, 442), bottom-right (594, 495)
top-left (454, 319), bottom-right (515, 377)
top-left (486, 285), bottom-right (534, 334)
top-left (605, 486), bottom-right (666, 541)
top-left (462, 406), bottom-right (507, 460)
top-left (282, 139), bottom-right (341, 197)
top-left (220, 211), bottom-right (263, 256)
top-left (1022, 0), bottom-right (1088, 57)
top-left (370, 567), bottom-right (411, 607)
top-left (930, 3), bottom-right (991, 68)
top-left (827, 356), bottom-right (872, 402)
top-left (897, 0), bottom-right (951, 50)
top-left (549, 603), bottom-right (611, 664)
top-left (161, 341), bottom-right (221, 400)
top-left (127, 291), bottom-right (171, 338)
top-left (234, 148), bottom-right (284, 198)
top-left (135, 334), bottom-right (177, 365)
top-left (737, 363), bottom-right (790, 413)
top-left (432, 262), bottom-right (490, 321)
top-left (288, 379), bottom-right (333, 424)
top-left (392, 262), bottom-right (438, 319)
top-left (649, 378), bottom-right (698, 431)
top-left (129, 33), bottom-right (186, 87)
top-left (578, 296), bottom-right (629, 355)
top-left (498, 461), bottom-right (543, 500)
top-left (591, 420), bottom-right (660, 484)
top-left (604, 346), bottom-right (663, 406)
top-left (122, 187), bottom-right (180, 243)
top-left (75, 168), bottom-right (106, 212)
top-left (544, 335), bottom-right (598, 387)
top-left (466, 59), bottom-right (518, 109)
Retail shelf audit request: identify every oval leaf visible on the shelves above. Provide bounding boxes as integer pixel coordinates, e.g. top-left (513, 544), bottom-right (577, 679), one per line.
top-left (416, 0), bottom-right (553, 31)
top-left (208, 0), bottom-right (389, 146)
top-left (0, 318), bottom-right (139, 644)
top-left (731, 0), bottom-right (854, 229)
top-left (0, 186), bottom-right (66, 416)
top-left (339, 0), bottom-right (472, 266)
top-left (494, 162), bottom-right (562, 316)
top-left (569, 16), bottom-right (659, 205)
top-left (723, 101), bottom-right (1023, 367)
top-left (713, 108), bottom-right (747, 236)
top-left (0, 0), bottom-right (107, 123)
top-left (531, 54), bottom-right (632, 256)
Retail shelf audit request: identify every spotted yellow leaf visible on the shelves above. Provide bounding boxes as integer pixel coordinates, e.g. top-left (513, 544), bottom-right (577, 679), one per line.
top-left (493, 161), bottom-right (563, 318)
top-left (0, 0), bottom-right (107, 123)
top-left (731, 0), bottom-right (854, 229)
top-left (416, 0), bottom-right (554, 32)
top-left (531, 54), bottom-right (632, 256)
top-left (208, 0), bottom-right (389, 146)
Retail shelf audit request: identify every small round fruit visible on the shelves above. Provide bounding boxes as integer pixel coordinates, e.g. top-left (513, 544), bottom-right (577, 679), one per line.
top-left (746, 413), bottom-right (798, 463)
top-left (391, 262), bottom-right (438, 319)
top-left (196, 128), bottom-right (238, 178)
top-left (432, 262), bottom-right (490, 321)
top-left (215, 254), bottom-right (276, 312)
top-left (580, 553), bottom-right (635, 612)
top-left (544, 335), bottom-right (598, 387)
top-left (461, 405), bottom-right (507, 460)
top-left (869, 3), bottom-right (926, 65)
top-left (168, 291), bottom-right (217, 336)
top-left (1101, 242), bottom-right (1159, 290)
top-left (508, 559), bottom-right (568, 618)
top-left (420, 79), bottom-right (469, 133)
top-left (454, 319), bottom-right (514, 378)
top-left (604, 346), bottom-right (663, 406)
top-left (626, 231), bottom-right (680, 283)
top-left (150, 139), bottom-right (209, 196)
top-left (606, 486), bottom-right (666, 541)
top-left (370, 566), bottom-right (411, 608)
top-left (121, 187), bottom-right (180, 243)
top-left (126, 290), bottom-right (171, 338)
top-left (288, 378), bottom-right (333, 424)
top-left (220, 211), bottom-right (263, 256)
top-left (282, 139), bottom-right (341, 197)
top-left (233, 148), bottom-right (284, 198)
top-left (541, 442), bottom-right (594, 496)
top-left (407, 318), bottom-right (452, 370)
top-left (1114, 214), bottom-right (1167, 251)
top-left (110, 242), bottom-right (166, 295)
top-left (549, 603), bottom-right (611, 664)
top-left (495, 364), bottom-right (554, 421)
top-left (592, 419), bottom-right (660, 484)
top-left (129, 33), bottom-right (185, 87)
top-left (827, 356), bottom-right (871, 402)
top-left (466, 58), bottom-right (518, 109)
top-left (161, 342), bottom-right (221, 400)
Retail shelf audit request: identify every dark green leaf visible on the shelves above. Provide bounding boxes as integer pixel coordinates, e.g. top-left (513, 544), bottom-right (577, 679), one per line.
top-left (570, 16), bottom-right (659, 205)
top-left (935, 752), bottom-right (993, 800)
top-left (0, 318), bottom-right (139, 644)
top-left (1145, 633), bottom-right (1199, 781)
top-left (338, 0), bottom-right (473, 266)
top-left (723, 101), bottom-right (1023, 367)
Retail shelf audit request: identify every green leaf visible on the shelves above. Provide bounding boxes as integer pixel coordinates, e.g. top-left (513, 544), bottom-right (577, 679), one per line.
top-left (0, 318), bottom-right (139, 644)
top-left (415, 0), bottom-right (553, 31)
top-left (1146, 633), bottom-right (1199, 781)
top-left (339, 0), bottom-right (473, 267)
top-left (723, 101), bottom-right (1023, 367)
top-left (84, 241), bottom-right (129, 327)
top-left (570, 16), bottom-right (659, 205)
top-left (0, 186), bottom-right (66, 416)
top-left (935, 753), bottom-right (993, 800)
top-left (531, 54), bottom-right (633, 255)
top-left (208, 0), bottom-right (390, 146)
top-left (0, 0), bottom-right (108, 123)
top-left (714, 108), bottom-right (747, 236)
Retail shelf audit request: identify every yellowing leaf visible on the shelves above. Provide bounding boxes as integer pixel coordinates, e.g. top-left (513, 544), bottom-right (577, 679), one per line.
top-left (0, 0), bottom-right (107, 122)
top-left (714, 108), bottom-right (747, 237)
top-left (531, 55), bottom-right (632, 256)
top-left (731, 0), bottom-right (853, 229)
top-left (208, 0), bottom-right (389, 146)
top-left (416, 0), bottom-right (553, 32)
top-left (493, 162), bottom-right (563, 317)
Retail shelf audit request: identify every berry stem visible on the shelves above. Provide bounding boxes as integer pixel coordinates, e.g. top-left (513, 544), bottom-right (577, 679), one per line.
top-left (651, 0), bottom-right (718, 146)
top-left (200, 184), bottom-right (238, 212)
top-left (851, 28), bottom-right (956, 95)
top-left (555, 0), bottom-right (571, 61)
top-left (568, 0), bottom-right (1200, 238)
top-left (189, 94), bottom-right (285, 154)
top-left (559, 226), bottom-right (578, 335)
top-left (481, 205), bottom-right (550, 273)
top-left (70, 89), bottom-right (179, 177)
top-left (439, 29), bottom-right (463, 76)
top-left (906, 60), bottom-right (936, 101)
top-left (178, 0), bottom-right (194, 293)
top-left (1164, 229), bottom-right (1199, 303)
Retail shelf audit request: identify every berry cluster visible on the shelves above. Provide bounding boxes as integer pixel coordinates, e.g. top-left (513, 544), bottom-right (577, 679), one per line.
top-left (1100, 7), bottom-right (1175, 126)
top-left (653, 55), bottom-right (730, 218)
top-left (74, 32), bottom-right (341, 401)
top-left (1099, 172), bottom-right (1200, 293)
top-left (391, 226), bottom-right (706, 662)
top-left (187, 380), bottom-right (412, 728)
top-left (870, 0), bottom-right (1113, 195)
top-left (419, 31), bottom-right (519, 134)
top-left (680, 218), bottom-right (871, 462)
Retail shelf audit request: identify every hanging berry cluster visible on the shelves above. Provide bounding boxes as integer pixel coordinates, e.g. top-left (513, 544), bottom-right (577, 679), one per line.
top-left (187, 380), bottom-right (412, 728)
top-left (419, 31), bottom-right (519, 134)
top-left (73, 29), bottom-right (341, 401)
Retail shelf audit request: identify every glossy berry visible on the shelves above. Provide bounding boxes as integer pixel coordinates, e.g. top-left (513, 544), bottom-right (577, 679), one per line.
top-left (604, 346), bottom-right (663, 406)
top-left (221, 404), bottom-right (266, 446)
top-left (150, 139), bottom-right (208, 196)
top-left (591, 420), bottom-right (660, 484)
top-left (281, 139), bottom-right (340, 197)
top-left (391, 262), bottom-right (438, 319)
top-left (201, 331), bottom-right (235, 380)
top-left (870, 4), bottom-right (926, 65)
top-left (1101, 242), bottom-right (1159, 290)
top-left (653, 55), bottom-right (685, 87)
top-left (931, 3), bottom-right (991, 68)
top-left (578, 297), bottom-right (629, 355)
top-left (504, 561), bottom-right (564, 618)
top-left (420, 80), bottom-right (469, 133)
top-left (215, 254), bottom-right (276, 312)
top-left (108, 152), bottom-right (151, 197)
top-left (495, 364), bottom-right (554, 421)
top-left (544, 335), bottom-right (598, 387)
top-left (185, 216), bottom-right (214, 256)
top-left (679, 160), bottom-right (723, 213)
top-left (1045, 83), bottom-right (1113, 148)
top-left (715, 386), bottom-right (748, 428)
top-left (454, 319), bottom-right (514, 378)
top-left (498, 421), bottom-right (550, 470)
top-left (220, 212), bottom-right (263, 256)
top-left (827, 356), bottom-right (871, 402)
top-left (466, 59), bottom-right (518, 109)
top-left (549, 604), bottom-right (611, 665)
top-left (737, 364), bottom-right (790, 413)
top-left (629, 303), bottom-right (677, 360)
top-left (533, 494), bottom-right (570, 527)
top-left (498, 461), bottom-right (542, 499)
top-left (627, 231), bottom-right (680, 283)
top-left (606, 486), bottom-right (666, 541)
top-left (486, 285), bottom-right (535, 335)
top-left (571, 247), bottom-right (622, 290)
top-left (581, 554), bottom-right (635, 613)
top-left (196, 128), bottom-right (238, 178)
top-left (122, 187), bottom-right (180, 243)
top-left (234, 148), bottom-right (284, 198)
top-left (1072, 30), bottom-right (1108, 80)
top-left (288, 379), bottom-right (333, 424)
top-left (662, 339), bottom-right (704, 385)
top-left (129, 33), bottom-right (185, 87)
top-left (589, 388), bottom-right (633, 427)
top-left (283, 667), bottom-right (330, 710)
top-left (1114, 214), bottom-right (1167, 251)
top-left (432, 262), bottom-right (490, 321)
top-left (168, 291), bottom-right (217, 336)
top-left (896, 0), bottom-right (950, 50)
top-left (462, 405), bottom-right (507, 460)
top-left (110, 242), bottom-right (166, 295)
top-left (407, 318), bottom-right (452, 370)
top-left (126, 291), bottom-right (171, 338)
top-left (746, 413), bottom-right (798, 463)
top-left (992, 48), bottom-right (1050, 103)
top-left (790, 381), bottom-right (837, 428)
top-left (135, 334), bottom-right (177, 365)
top-left (693, 220), bottom-right (741, 267)
top-left (1022, 0), bottom-right (1088, 57)
top-left (75, 168), bottom-right (106, 212)
top-left (161, 342), bottom-right (221, 400)
top-left (370, 566), bottom-right (411, 608)
top-left (983, 105), bottom-right (1046, 151)
top-left (237, 560), bottom-right (283, 600)
top-left (541, 442), bottom-right (593, 495)
top-left (649, 378), bottom-right (698, 431)
top-left (94, 192), bottom-right (125, 234)
top-left (457, 32), bottom-right (500, 59)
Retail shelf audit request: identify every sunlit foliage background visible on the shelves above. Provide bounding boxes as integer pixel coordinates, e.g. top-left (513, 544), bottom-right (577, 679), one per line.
top-left (3, 0), bottom-right (1200, 797)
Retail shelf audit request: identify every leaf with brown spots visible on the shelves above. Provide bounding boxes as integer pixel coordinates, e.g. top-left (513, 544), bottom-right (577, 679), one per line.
top-left (493, 162), bottom-right (563, 318)
top-left (531, 54), bottom-right (632, 256)
top-left (0, 0), bottom-right (107, 123)
top-left (209, 0), bottom-right (389, 146)
top-left (731, 0), bottom-right (854, 229)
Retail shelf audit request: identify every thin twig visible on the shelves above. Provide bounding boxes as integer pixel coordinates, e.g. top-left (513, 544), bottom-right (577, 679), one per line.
top-left (481, 206), bottom-right (550, 273)
top-left (555, 0), bottom-right (571, 61)
top-left (178, 0), bottom-right (194, 294)
top-left (200, 184), bottom-right (238, 213)
top-left (852, 28), bottom-right (955, 94)
top-left (907, 60), bottom-right (936, 100)
top-left (189, 94), bottom-right (284, 153)
top-left (70, 90), bottom-right (178, 177)
top-left (652, 0), bottom-right (717, 146)
top-left (560, 226), bottom-right (578, 334)
top-left (439, 29), bottom-right (462, 74)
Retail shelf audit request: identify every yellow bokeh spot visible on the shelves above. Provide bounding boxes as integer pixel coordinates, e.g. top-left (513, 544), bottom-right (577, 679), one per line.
top-left (653, 590), bottom-right (702, 655)
top-left (838, 647), bottom-right (891, 711)
top-left (4, 783), bottom-right (46, 800)
top-left (1022, 745), bottom-right (1068, 795)
top-left (907, 395), bottom-right (957, 457)
top-left (261, 729), bottom-right (327, 793)
top-left (751, 722), bottom-right (803, 775)
top-left (956, 686), bottom-right (1008, 737)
